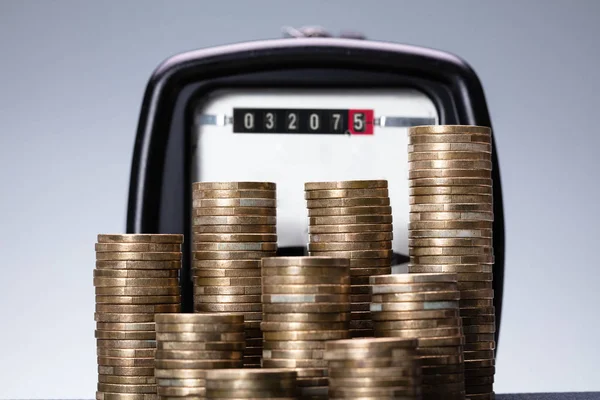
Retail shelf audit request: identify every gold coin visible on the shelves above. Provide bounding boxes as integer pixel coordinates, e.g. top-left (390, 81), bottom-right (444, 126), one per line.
top-left (371, 282), bottom-right (458, 294)
top-left (192, 268), bottom-right (261, 278)
top-left (154, 368), bottom-right (206, 379)
top-left (464, 350), bottom-right (495, 360)
top-left (263, 312), bottom-right (350, 323)
top-left (409, 246), bottom-right (492, 256)
top-left (309, 232), bottom-right (393, 243)
top-left (157, 341), bottom-right (245, 352)
top-left (375, 318), bottom-right (461, 330)
top-left (309, 249), bottom-right (393, 259)
top-left (95, 286), bottom-right (180, 296)
top-left (192, 224), bottom-right (276, 234)
top-left (156, 387), bottom-right (205, 397)
top-left (98, 234), bottom-right (183, 244)
top-left (308, 223), bottom-right (393, 234)
top-left (408, 236), bottom-right (493, 246)
top-left (328, 376), bottom-right (421, 388)
top-left (194, 303), bottom-right (262, 312)
top-left (328, 366), bottom-right (419, 378)
top-left (349, 257), bottom-right (392, 267)
top-left (194, 276), bottom-right (261, 286)
top-left (95, 295), bottom-right (181, 305)
top-left (409, 142), bottom-right (492, 153)
top-left (95, 330), bottom-right (155, 340)
top-left (96, 392), bottom-right (158, 400)
top-left (309, 214), bottom-right (393, 225)
top-left (409, 151), bottom-right (491, 161)
top-left (409, 202), bottom-right (493, 213)
top-left (460, 289), bottom-right (495, 299)
top-left (262, 348), bottom-right (325, 360)
top-left (192, 242), bottom-right (277, 251)
top-left (95, 243), bottom-right (181, 252)
top-left (192, 207), bottom-right (276, 216)
top-left (261, 321), bottom-right (348, 332)
top-left (328, 387), bottom-right (420, 398)
top-left (410, 160), bottom-right (492, 171)
top-left (195, 294), bottom-right (261, 303)
top-left (462, 325), bottom-right (496, 335)
top-left (456, 273), bottom-right (493, 282)
top-left (464, 341), bottom-right (496, 351)
top-left (409, 230), bottom-right (494, 240)
top-left (192, 189), bottom-right (275, 199)
top-left (155, 378), bottom-right (205, 387)
top-left (96, 322), bottom-right (155, 331)
top-left (205, 378), bottom-right (298, 391)
top-left (262, 256), bottom-right (350, 267)
top-left (409, 125), bottom-right (491, 135)
top-left (410, 194), bottom-right (492, 205)
top-left (155, 323), bottom-right (244, 333)
top-left (97, 348), bottom-right (155, 358)
top-left (262, 284), bottom-right (349, 295)
top-left (410, 171), bottom-right (491, 181)
top-left (156, 331), bottom-right (245, 342)
top-left (97, 366), bottom-right (154, 376)
top-left (459, 281), bottom-right (493, 290)
top-left (408, 264), bottom-right (493, 273)
top-left (371, 301), bottom-right (458, 312)
top-left (304, 180), bottom-right (388, 190)
top-left (372, 291), bottom-right (460, 303)
top-left (306, 197), bottom-right (390, 208)
top-left (193, 250), bottom-right (275, 260)
top-left (97, 357), bottom-right (155, 368)
top-left (409, 221), bottom-right (492, 231)
top-left (192, 233), bottom-right (276, 243)
top-left (192, 259), bottom-right (260, 269)
top-left (94, 313), bottom-right (155, 323)
top-left (93, 277), bottom-right (179, 288)
top-left (409, 133), bottom-right (491, 145)
top-left (98, 375), bottom-right (155, 385)
top-left (464, 358), bottom-right (495, 368)
top-left (461, 315), bottom-right (496, 325)
top-left (261, 265), bottom-right (349, 277)
top-left (263, 303), bottom-right (350, 313)
top-left (411, 255), bottom-right (494, 264)
top-left (418, 346), bottom-right (465, 357)
top-left (304, 188), bottom-right (389, 199)
top-left (192, 215), bottom-right (276, 225)
top-left (377, 326), bottom-right (463, 338)
top-left (155, 349), bottom-right (242, 360)
top-left (96, 252), bottom-right (181, 261)
top-left (192, 197), bottom-right (276, 208)
top-left (262, 340), bottom-right (328, 351)
top-left (308, 206), bottom-right (392, 217)
top-left (308, 241), bottom-right (391, 251)
top-left (95, 260), bottom-right (181, 270)
top-left (96, 339), bottom-right (156, 349)
top-left (192, 182), bottom-right (276, 191)
top-left (154, 359), bottom-right (241, 370)
top-left (370, 273), bottom-right (457, 284)
top-left (410, 186), bottom-right (493, 197)
top-left (94, 269), bottom-right (179, 278)
top-left (262, 275), bottom-right (349, 286)
top-left (261, 358), bottom-right (328, 368)
top-left (194, 285), bottom-right (261, 295)
top-left (262, 293), bottom-right (348, 304)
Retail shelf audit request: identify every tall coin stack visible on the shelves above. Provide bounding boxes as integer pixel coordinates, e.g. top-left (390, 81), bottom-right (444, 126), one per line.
top-left (205, 369), bottom-right (299, 400)
top-left (154, 313), bottom-right (245, 399)
top-left (192, 181), bottom-right (277, 368)
top-left (305, 180), bottom-right (393, 338)
top-left (94, 234), bottom-right (183, 400)
top-left (325, 337), bottom-right (422, 400)
top-left (261, 256), bottom-right (351, 400)
top-left (370, 273), bottom-right (466, 400)
top-left (407, 125), bottom-right (495, 400)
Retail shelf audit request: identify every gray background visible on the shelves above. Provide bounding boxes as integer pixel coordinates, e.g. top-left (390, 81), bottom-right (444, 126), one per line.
top-left (0, 0), bottom-right (599, 398)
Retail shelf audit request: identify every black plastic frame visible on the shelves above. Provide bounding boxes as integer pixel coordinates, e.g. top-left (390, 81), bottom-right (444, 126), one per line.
top-left (126, 38), bottom-right (505, 348)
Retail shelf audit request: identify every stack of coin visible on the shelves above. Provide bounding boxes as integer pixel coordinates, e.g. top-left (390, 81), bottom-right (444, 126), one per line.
top-left (94, 234), bottom-right (183, 400)
top-left (305, 180), bottom-right (393, 338)
top-left (205, 369), bottom-right (298, 400)
top-left (370, 273), bottom-right (466, 400)
top-left (325, 337), bottom-right (421, 399)
top-left (192, 181), bottom-right (277, 368)
top-left (154, 313), bottom-right (245, 399)
top-left (261, 256), bottom-right (351, 400)
top-left (407, 125), bottom-right (495, 400)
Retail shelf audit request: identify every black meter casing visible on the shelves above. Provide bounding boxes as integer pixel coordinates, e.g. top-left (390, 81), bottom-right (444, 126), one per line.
top-left (126, 38), bottom-right (505, 346)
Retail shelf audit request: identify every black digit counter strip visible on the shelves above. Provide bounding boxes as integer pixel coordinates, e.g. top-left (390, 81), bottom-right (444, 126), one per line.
top-left (233, 108), bottom-right (375, 135)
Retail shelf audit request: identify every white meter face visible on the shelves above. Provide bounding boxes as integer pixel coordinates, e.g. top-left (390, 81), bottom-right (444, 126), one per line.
top-left (192, 89), bottom-right (439, 265)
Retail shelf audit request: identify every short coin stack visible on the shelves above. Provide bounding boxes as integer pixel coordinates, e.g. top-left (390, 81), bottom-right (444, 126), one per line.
top-left (154, 313), bottom-right (245, 399)
top-left (407, 125), bottom-right (495, 399)
top-left (325, 337), bottom-right (422, 400)
top-left (261, 256), bottom-right (351, 400)
top-left (204, 369), bottom-right (298, 400)
top-left (305, 180), bottom-right (393, 337)
top-left (370, 273), bottom-right (466, 400)
top-left (94, 234), bottom-right (183, 400)
top-left (192, 181), bottom-right (277, 368)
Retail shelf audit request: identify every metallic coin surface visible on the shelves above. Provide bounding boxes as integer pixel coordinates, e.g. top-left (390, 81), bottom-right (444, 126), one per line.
top-left (98, 234), bottom-right (184, 244)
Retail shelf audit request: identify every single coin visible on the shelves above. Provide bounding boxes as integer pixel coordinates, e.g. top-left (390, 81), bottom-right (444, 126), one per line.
top-left (371, 282), bottom-right (458, 294)
top-left (408, 264), bottom-right (493, 273)
top-left (372, 291), bottom-right (460, 303)
top-left (328, 365), bottom-right (419, 378)
top-left (371, 300), bottom-right (458, 312)
top-left (408, 141), bottom-right (491, 153)
top-left (409, 169), bottom-right (491, 180)
top-left (193, 224), bottom-right (277, 234)
top-left (95, 260), bottom-right (181, 270)
top-left (193, 250), bottom-right (275, 260)
top-left (262, 256), bottom-right (350, 267)
top-left (410, 194), bottom-right (492, 205)
top-left (374, 318), bottom-right (461, 330)
top-left (262, 293), bottom-right (348, 304)
top-left (409, 133), bottom-right (491, 144)
top-left (96, 252), bottom-right (181, 261)
top-left (192, 259), bottom-right (261, 269)
top-left (464, 333), bottom-right (496, 343)
top-left (192, 189), bottom-right (275, 199)
top-left (262, 340), bottom-right (328, 351)
top-left (95, 286), bottom-right (180, 296)
top-left (464, 366), bottom-right (496, 377)
top-left (328, 387), bottom-right (420, 398)
top-left (98, 234), bottom-right (183, 244)
top-left (305, 180), bottom-right (388, 190)
top-left (262, 348), bottom-right (325, 360)
top-left (419, 354), bottom-right (465, 366)
top-left (370, 273), bottom-right (457, 285)
top-left (308, 206), bottom-right (392, 217)
top-left (157, 341), bottom-right (245, 352)
top-left (192, 242), bottom-right (277, 251)
top-left (155, 323), bottom-right (244, 333)
top-left (95, 295), bottom-right (181, 305)
top-left (195, 294), bottom-right (261, 303)
top-left (193, 215), bottom-right (276, 225)
top-left (95, 243), bottom-right (181, 252)
top-left (309, 249), bottom-right (393, 259)
top-left (409, 245), bottom-right (493, 256)
top-left (93, 277), bottom-right (179, 287)
top-left (262, 312), bottom-right (350, 323)
top-left (193, 285), bottom-right (261, 295)
top-left (409, 202), bottom-right (493, 212)
top-left (154, 358), bottom-right (241, 369)
top-left (418, 346), bottom-right (464, 356)
top-left (261, 358), bottom-right (328, 368)
top-left (460, 299), bottom-right (495, 308)
top-left (96, 322), bottom-right (155, 331)
top-left (460, 289), bottom-right (495, 299)
top-left (459, 281), bottom-right (493, 290)
top-left (306, 197), bottom-right (390, 208)
top-left (194, 276), bottom-right (261, 286)
top-left (304, 188), bottom-right (389, 199)
top-left (455, 273), bottom-right (493, 282)
top-left (94, 269), bottom-right (179, 278)
top-left (95, 392), bottom-right (158, 400)
top-left (410, 211), bottom-right (493, 223)
top-left (192, 268), bottom-right (261, 278)
top-left (410, 254), bottom-right (494, 263)
top-left (156, 387), bottom-right (205, 397)
top-left (192, 206), bottom-right (276, 216)
top-left (410, 187), bottom-right (493, 197)
top-left (410, 160), bottom-right (492, 171)
top-left (98, 375), bottom-right (155, 385)
top-left (409, 150), bottom-right (491, 161)
top-left (309, 232), bottom-right (393, 243)
top-left (263, 303), bottom-right (350, 313)
top-left (97, 366), bottom-right (154, 377)
top-left (155, 349), bottom-right (242, 360)
top-left (97, 357), bottom-right (155, 368)
top-left (155, 378), bottom-right (205, 387)
top-left (95, 304), bottom-right (178, 314)
top-left (263, 330), bottom-right (349, 341)
top-left (328, 376), bottom-right (421, 388)
top-left (261, 265), bottom-right (349, 277)
top-left (377, 327), bottom-right (463, 339)
top-left (262, 284), bottom-right (350, 295)
top-left (96, 339), bottom-right (156, 349)
top-left (262, 275), bottom-right (349, 286)
top-left (154, 368), bottom-right (206, 379)
top-left (193, 197), bottom-right (276, 208)
top-left (462, 325), bottom-right (496, 335)
top-left (464, 341), bottom-right (496, 351)
top-left (95, 313), bottom-right (158, 323)
top-left (192, 182), bottom-right (275, 191)
top-left (409, 221), bottom-right (493, 231)
top-left (193, 303), bottom-right (262, 312)
top-left (309, 214), bottom-right (392, 225)
top-left (95, 330), bottom-right (155, 340)
top-left (409, 125), bottom-right (491, 135)
top-left (464, 359), bottom-right (495, 368)
top-left (370, 309), bottom-right (458, 322)
top-left (309, 223), bottom-right (393, 234)
top-left (192, 233), bottom-right (277, 243)
top-left (97, 348), bottom-right (155, 358)
top-left (308, 241), bottom-right (391, 251)
top-left (261, 321), bottom-right (348, 332)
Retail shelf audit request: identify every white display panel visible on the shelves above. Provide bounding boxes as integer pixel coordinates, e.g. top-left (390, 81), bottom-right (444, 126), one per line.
top-left (192, 89), bottom-right (438, 264)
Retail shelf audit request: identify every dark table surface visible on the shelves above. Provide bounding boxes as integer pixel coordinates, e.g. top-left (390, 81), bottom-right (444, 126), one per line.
top-left (498, 394), bottom-right (600, 400)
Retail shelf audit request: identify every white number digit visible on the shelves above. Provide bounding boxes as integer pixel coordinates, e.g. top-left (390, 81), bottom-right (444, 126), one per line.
top-left (353, 113), bottom-right (365, 131)
top-left (332, 113), bottom-right (341, 130)
top-left (288, 113), bottom-right (297, 130)
top-left (309, 113), bottom-right (319, 130)
top-left (265, 112), bottom-right (275, 129)
top-left (243, 112), bottom-right (254, 130)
